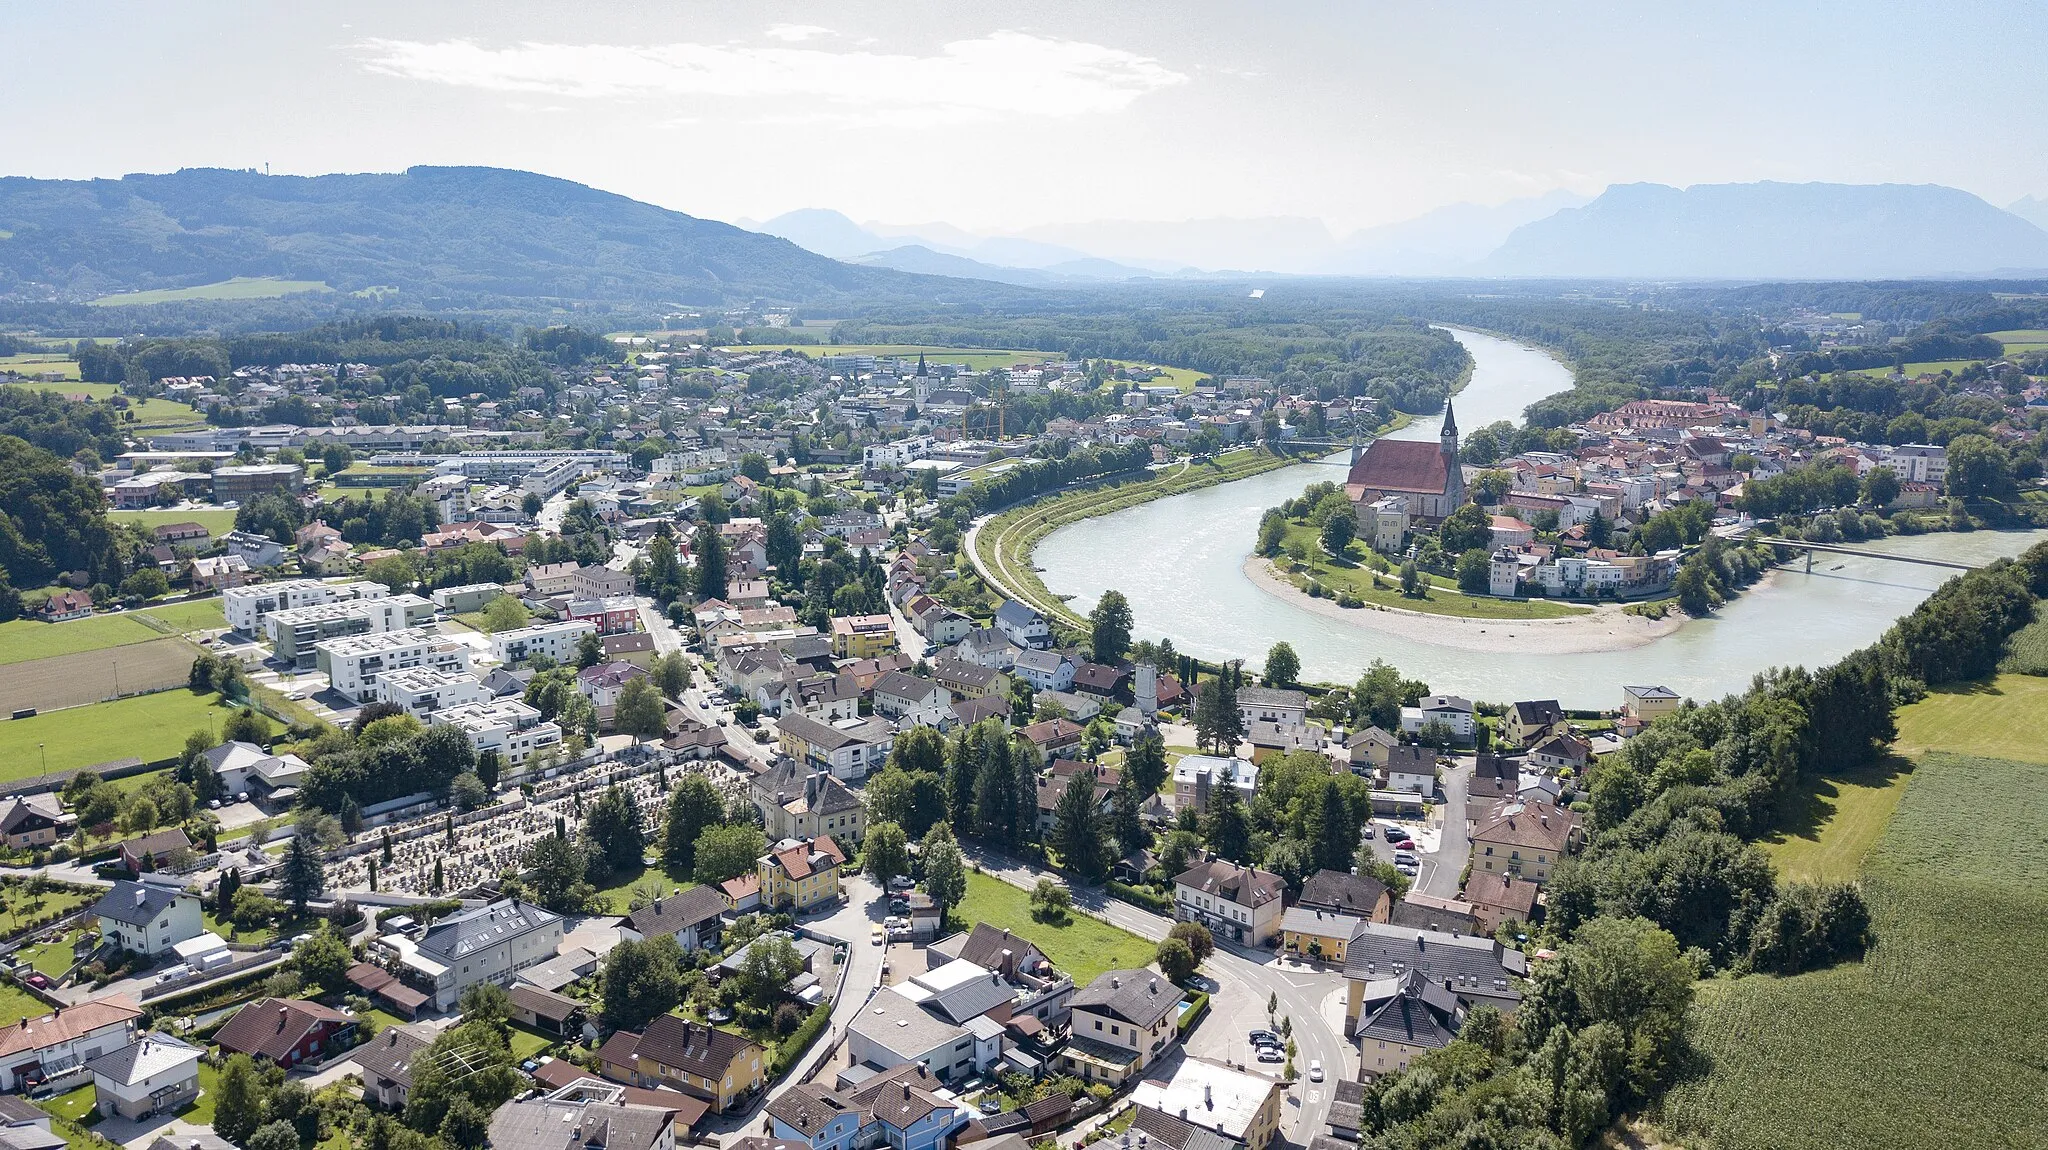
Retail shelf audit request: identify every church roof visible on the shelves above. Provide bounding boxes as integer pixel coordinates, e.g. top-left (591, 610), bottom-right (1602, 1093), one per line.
top-left (1346, 438), bottom-right (1452, 495)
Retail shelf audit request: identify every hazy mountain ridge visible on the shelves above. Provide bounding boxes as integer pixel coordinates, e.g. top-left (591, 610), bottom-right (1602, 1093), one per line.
top-left (0, 167), bottom-right (998, 307)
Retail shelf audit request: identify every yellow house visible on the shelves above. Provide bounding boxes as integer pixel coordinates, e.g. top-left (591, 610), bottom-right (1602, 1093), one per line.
top-left (1468, 801), bottom-right (1577, 884)
top-left (1280, 906), bottom-right (1365, 964)
top-left (829, 614), bottom-right (898, 659)
top-left (598, 1014), bottom-right (765, 1112)
top-left (1621, 684), bottom-right (1680, 723)
top-left (758, 836), bottom-right (847, 912)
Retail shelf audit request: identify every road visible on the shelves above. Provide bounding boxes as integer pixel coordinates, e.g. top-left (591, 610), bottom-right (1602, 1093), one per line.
top-left (963, 847), bottom-right (1351, 1147)
top-left (1417, 758), bottom-right (1471, 900)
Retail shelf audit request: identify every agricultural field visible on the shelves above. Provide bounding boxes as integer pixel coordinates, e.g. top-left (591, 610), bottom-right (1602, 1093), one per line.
top-left (1891, 673), bottom-right (2048, 764)
top-left (0, 614), bottom-right (169, 664)
top-left (717, 343), bottom-right (1059, 371)
top-left (0, 636), bottom-right (199, 712)
top-left (1759, 755), bottom-right (1914, 883)
top-left (1668, 751), bottom-right (2048, 1150)
top-left (954, 871), bottom-right (1155, 986)
top-left (0, 355), bottom-right (81, 381)
top-left (1849, 358), bottom-right (1987, 378)
top-left (1988, 328), bottom-right (2048, 355)
top-left (106, 507), bottom-right (240, 534)
top-left (137, 598), bottom-right (228, 634)
top-left (0, 689), bottom-right (235, 778)
top-left (88, 276), bottom-right (333, 306)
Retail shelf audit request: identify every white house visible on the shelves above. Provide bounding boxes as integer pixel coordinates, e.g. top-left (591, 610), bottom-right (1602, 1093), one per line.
top-left (0, 997), bottom-right (144, 1091)
top-left (1399, 695), bottom-right (1477, 742)
top-left (375, 666), bottom-right (491, 720)
top-left (200, 741), bottom-right (310, 797)
top-left (91, 882), bottom-right (204, 957)
top-left (87, 1033), bottom-right (203, 1120)
top-left (430, 699), bottom-right (563, 767)
top-left (871, 671), bottom-right (952, 729)
top-left (1236, 687), bottom-right (1308, 732)
top-left (1011, 649), bottom-right (1075, 694)
top-left (992, 601), bottom-right (1050, 650)
top-left (388, 898), bottom-right (564, 1011)
top-left (1172, 860), bottom-right (1286, 949)
top-left (488, 620), bottom-right (597, 666)
top-left (316, 628), bottom-right (474, 703)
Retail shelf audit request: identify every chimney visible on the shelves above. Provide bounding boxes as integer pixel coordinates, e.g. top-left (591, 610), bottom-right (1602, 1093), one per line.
top-left (1204, 1084), bottom-right (1213, 1108)
top-left (1111, 975), bottom-right (1121, 990)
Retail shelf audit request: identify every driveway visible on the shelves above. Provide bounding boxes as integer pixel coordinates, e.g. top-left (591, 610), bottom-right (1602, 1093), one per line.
top-left (1416, 758), bottom-right (1471, 900)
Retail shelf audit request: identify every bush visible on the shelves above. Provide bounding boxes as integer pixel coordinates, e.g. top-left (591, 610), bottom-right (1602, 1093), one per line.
top-left (770, 1005), bottom-right (831, 1076)
top-left (1179, 991), bottom-right (1211, 1035)
top-left (1105, 881), bottom-right (1172, 913)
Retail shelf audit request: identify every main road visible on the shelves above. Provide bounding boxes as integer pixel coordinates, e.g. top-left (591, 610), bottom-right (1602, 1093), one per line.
top-left (963, 846), bottom-right (1352, 1148)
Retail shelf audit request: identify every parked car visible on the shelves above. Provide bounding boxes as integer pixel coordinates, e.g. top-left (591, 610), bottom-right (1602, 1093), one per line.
top-left (1256, 1048), bottom-right (1283, 1063)
top-left (980, 1097), bottom-right (1002, 1115)
top-left (1359, 825), bottom-right (1375, 840)
top-left (155, 965), bottom-right (192, 984)
top-left (23, 974), bottom-right (50, 990)
top-left (1249, 1029), bottom-right (1279, 1046)
top-left (887, 875), bottom-right (916, 892)
top-left (871, 925), bottom-right (885, 946)
top-left (1391, 840), bottom-right (1417, 852)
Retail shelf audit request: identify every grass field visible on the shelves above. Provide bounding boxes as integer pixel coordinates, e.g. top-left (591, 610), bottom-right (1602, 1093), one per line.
top-left (1988, 328), bottom-right (2048, 354)
top-left (0, 356), bottom-right (81, 381)
top-left (0, 982), bottom-right (48, 1028)
top-left (1759, 755), bottom-right (1915, 883)
top-left (0, 614), bottom-right (166, 664)
top-left (106, 508), bottom-right (239, 534)
top-left (1667, 751), bottom-right (2048, 1150)
top-left (1850, 358), bottom-right (1987, 378)
top-left (585, 859), bottom-right (694, 914)
top-left (1891, 674), bottom-right (2048, 763)
top-left (89, 276), bottom-right (333, 306)
top-left (0, 636), bottom-right (198, 713)
top-left (719, 343), bottom-right (1059, 371)
top-left (0, 689), bottom-right (234, 776)
top-left (954, 871), bottom-right (1156, 986)
top-left (137, 599), bottom-right (227, 634)
top-left (1266, 520), bottom-right (1588, 620)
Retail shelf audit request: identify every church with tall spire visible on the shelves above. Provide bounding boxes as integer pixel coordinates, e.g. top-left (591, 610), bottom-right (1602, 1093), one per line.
top-left (1341, 395), bottom-right (1468, 523)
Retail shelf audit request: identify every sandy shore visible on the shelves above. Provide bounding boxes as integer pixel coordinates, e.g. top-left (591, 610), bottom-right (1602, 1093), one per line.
top-left (1241, 555), bottom-right (1689, 654)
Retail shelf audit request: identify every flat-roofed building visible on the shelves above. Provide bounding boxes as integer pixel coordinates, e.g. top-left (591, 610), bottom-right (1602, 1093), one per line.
top-left (265, 593), bottom-right (434, 669)
top-left (489, 620), bottom-right (598, 666)
top-left (377, 666), bottom-right (492, 719)
top-left (317, 627), bottom-right (473, 703)
top-left (430, 698), bottom-right (562, 766)
top-left (223, 578), bottom-right (389, 633)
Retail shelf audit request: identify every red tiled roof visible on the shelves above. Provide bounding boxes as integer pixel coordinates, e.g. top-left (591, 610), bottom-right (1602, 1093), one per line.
top-left (1345, 439), bottom-right (1450, 495)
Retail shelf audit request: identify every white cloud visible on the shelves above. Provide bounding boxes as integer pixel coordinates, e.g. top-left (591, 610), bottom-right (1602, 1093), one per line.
top-left (353, 31), bottom-right (1188, 126)
top-left (764, 24), bottom-right (832, 42)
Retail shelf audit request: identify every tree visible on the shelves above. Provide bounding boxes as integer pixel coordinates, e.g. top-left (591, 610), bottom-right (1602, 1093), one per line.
top-left (1203, 770), bottom-right (1252, 862)
top-left (1945, 434), bottom-right (2011, 502)
top-left (449, 771), bottom-right (490, 813)
top-left (222, 706), bottom-right (272, 747)
top-left (1156, 936), bottom-right (1197, 983)
top-left (888, 724), bottom-right (948, 776)
top-left (1051, 771), bottom-right (1107, 880)
top-left (1109, 771), bottom-right (1146, 855)
top-left (581, 785), bottom-right (646, 878)
top-left (1319, 508), bottom-right (1354, 554)
top-left (1456, 548), bottom-right (1492, 593)
top-left (652, 651), bottom-right (689, 700)
top-left (1194, 673), bottom-right (1244, 754)
top-left (120, 567), bottom-right (169, 601)
top-left (1438, 503), bottom-right (1491, 555)
top-left (474, 750), bottom-right (501, 791)
top-left (1128, 730), bottom-right (1169, 795)
top-left (1860, 466), bottom-right (1900, 508)
top-left (1398, 560), bottom-right (1422, 596)
top-left (479, 595), bottom-right (530, 633)
top-left (921, 823), bottom-right (967, 920)
top-left (599, 935), bottom-right (687, 1032)
top-left (1029, 878), bottom-right (1072, 923)
top-left (863, 821), bottom-right (910, 886)
top-left (1310, 779), bottom-right (1356, 875)
top-left (405, 1020), bottom-right (520, 1136)
top-left (643, 531), bottom-right (685, 604)
top-left (1263, 642), bottom-right (1299, 688)
top-left (694, 823), bottom-right (766, 885)
top-left (738, 934), bottom-right (803, 1009)
top-left (1168, 920), bottom-right (1214, 963)
top-left (1673, 562), bottom-right (1712, 616)
top-left (364, 554), bottom-right (416, 592)
top-left (692, 522), bottom-right (728, 602)
top-left (524, 836), bottom-right (587, 911)
top-left (247, 1121), bottom-right (299, 1150)
top-left (213, 1054), bottom-right (267, 1145)
top-left (1089, 590), bottom-right (1133, 664)
top-left (460, 982), bottom-right (512, 1028)
top-left (615, 677), bottom-right (667, 746)
top-left (574, 630), bottom-right (604, 670)
top-left (294, 926), bottom-right (352, 990)
top-left (278, 831), bottom-right (324, 916)
top-left (662, 774), bottom-right (724, 874)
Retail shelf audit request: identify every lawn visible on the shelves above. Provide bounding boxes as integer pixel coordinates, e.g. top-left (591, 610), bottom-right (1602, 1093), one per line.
top-left (507, 1023), bottom-right (557, 1061)
top-left (180, 1061), bottom-right (221, 1126)
top-left (0, 357), bottom-right (82, 381)
top-left (107, 508), bottom-right (240, 534)
top-left (1269, 521), bottom-right (1588, 620)
top-left (1758, 755), bottom-right (1915, 883)
top-left (585, 859), bottom-right (694, 915)
top-left (89, 277), bottom-right (333, 306)
top-left (717, 343), bottom-right (1059, 371)
top-left (1849, 358), bottom-right (1987, 378)
top-left (14, 925), bottom-right (91, 980)
top-left (136, 598), bottom-right (227, 634)
top-left (204, 907), bottom-right (282, 947)
top-left (0, 982), bottom-right (48, 1027)
top-left (1666, 752), bottom-right (2048, 1150)
top-left (0, 690), bottom-right (236, 777)
top-left (0, 614), bottom-right (164, 664)
top-left (1891, 674), bottom-right (2048, 764)
top-left (954, 871), bottom-right (1156, 986)
top-left (36, 1080), bottom-right (96, 1123)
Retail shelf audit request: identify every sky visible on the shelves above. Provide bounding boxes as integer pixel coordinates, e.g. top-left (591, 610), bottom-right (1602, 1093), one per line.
top-left (5, 1), bottom-right (2046, 236)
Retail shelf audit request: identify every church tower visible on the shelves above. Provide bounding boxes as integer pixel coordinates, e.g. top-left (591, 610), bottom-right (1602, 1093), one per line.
top-left (1440, 396), bottom-right (1465, 510)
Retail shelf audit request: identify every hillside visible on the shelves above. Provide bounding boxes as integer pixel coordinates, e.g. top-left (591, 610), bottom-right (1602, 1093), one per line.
top-left (1481, 181), bottom-right (2048, 279)
top-left (0, 167), bottom-right (1004, 308)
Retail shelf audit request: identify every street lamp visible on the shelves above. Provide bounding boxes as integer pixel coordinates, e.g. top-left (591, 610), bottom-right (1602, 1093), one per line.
top-left (38, 743), bottom-right (46, 775)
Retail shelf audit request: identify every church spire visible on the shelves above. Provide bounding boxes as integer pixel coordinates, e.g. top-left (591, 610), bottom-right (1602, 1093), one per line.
top-left (1441, 395), bottom-right (1459, 441)
top-left (916, 352), bottom-right (928, 378)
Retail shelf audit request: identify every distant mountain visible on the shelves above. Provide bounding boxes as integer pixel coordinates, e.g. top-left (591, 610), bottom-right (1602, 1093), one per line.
top-left (1319, 191), bottom-right (1590, 275)
top-left (0, 168), bottom-right (985, 307)
top-left (1481, 181), bottom-right (2048, 279)
top-left (749, 208), bottom-right (896, 261)
top-left (855, 245), bottom-right (1158, 286)
top-left (2007, 195), bottom-right (2048, 231)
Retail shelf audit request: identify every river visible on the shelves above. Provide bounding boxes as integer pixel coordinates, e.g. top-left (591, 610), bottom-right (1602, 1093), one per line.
top-left (1034, 327), bottom-right (2048, 708)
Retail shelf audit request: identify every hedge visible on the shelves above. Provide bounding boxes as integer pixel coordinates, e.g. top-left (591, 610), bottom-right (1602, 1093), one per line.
top-left (1106, 881), bottom-right (1172, 914)
top-left (770, 1004), bottom-right (832, 1077)
top-left (1178, 991), bottom-right (1211, 1036)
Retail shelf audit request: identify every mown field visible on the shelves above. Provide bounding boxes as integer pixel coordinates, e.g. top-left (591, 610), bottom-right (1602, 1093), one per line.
top-left (1668, 750), bottom-right (2048, 1150)
top-left (955, 871), bottom-right (1155, 986)
top-left (1891, 674), bottom-right (2048, 764)
top-left (0, 600), bottom-right (224, 665)
top-left (0, 637), bottom-right (199, 712)
top-left (1759, 755), bottom-right (1914, 883)
top-left (0, 355), bottom-right (81, 381)
top-left (89, 276), bottom-right (333, 306)
top-left (0, 689), bottom-right (235, 777)
top-left (106, 508), bottom-right (239, 534)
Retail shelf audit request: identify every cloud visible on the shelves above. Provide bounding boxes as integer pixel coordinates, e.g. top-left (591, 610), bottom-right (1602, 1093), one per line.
top-left (353, 31), bottom-right (1188, 126)
top-left (764, 24), bottom-right (832, 42)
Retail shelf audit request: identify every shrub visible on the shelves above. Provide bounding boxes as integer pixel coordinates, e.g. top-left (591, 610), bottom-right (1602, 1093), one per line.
top-left (1105, 881), bottom-right (1172, 913)
top-left (770, 1005), bottom-right (831, 1076)
top-left (773, 1002), bottom-right (805, 1037)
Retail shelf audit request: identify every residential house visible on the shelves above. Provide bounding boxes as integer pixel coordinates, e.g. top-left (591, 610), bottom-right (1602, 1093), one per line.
top-left (770, 1064), bottom-right (969, 1150)
top-left (750, 761), bottom-right (867, 843)
top-left (1172, 860), bottom-right (1285, 947)
top-left (1015, 717), bottom-right (1085, 763)
top-left (488, 1081), bottom-right (685, 1150)
top-left (1236, 686), bottom-right (1308, 732)
top-left (1503, 700), bottom-right (1564, 749)
top-left (829, 615), bottom-right (898, 659)
top-left (1388, 894), bottom-right (1481, 936)
top-left (395, 897), bottom-right (565, 1011)
top-left (951, 697), bottom-right (1011, 729)
top-left (1341, 921), bottom-right (1527, 1025)
top-left (1525, 732), bottom-right (1591, 774)
top-left (758, 836), bottom-right (847, 913)
top-left (214, 999), bottom-right (357, 1070)
top-left (599, 1015), bottom-right (766, 1112)
top-left (1354, 971), bottom-right (1468, 1080)
top-left (189, 554), bottom-right (253, 591)
top-left (1034, 761), bottom-right (1117, 835)
top-left (1346, 727), bottom-right (1398, 773)
top-left (1010, 649), bottom-right (1074, 694)
top-left (1466, 753), bottom-right (1518, 806)
top-left (508, 985), bottom-right (588, 1037)
top-left (1298, 869), bottom-right (1392, 922)
top-left (844, 988), bottom-right (981, 1084)
top-left (1128, 1057), bottom-right (1286, 1150)
top-left (0, 795), bottom-right (73, 851)
top-left (0, 998), bottom-right (144, 1091)
top-left (872, 672), bottom-right (952, 729)
top-left (577, 661), bottom-right (651, 709)
top-left (1058, 969), bottom-right (1183, 1086)
top-left (200, 741), bottom-right (311, 798)
top-left (775, 713), bottom-right (892, 781)
top-left (1382, 745), bottom-right (1437, 795)
top-left (38, 590), bottom-right (94, 622)
top-left (1469, 801), bottom-right (1577, 884)
top-left (1399, 695), bottom-right (1476, 742)
top-left (1280, 906), bottom-right (1365, 964)
top-left (1462, 872), bottom-right (1541, 931)
top-left (1620, 684), bottom-right (1681, 723)
top-left (91, 882), bottom-right (203, 956)
top-left (354, 1027), bottom-right (433, 1109)
top-left (954, 628), bottom-right (1020, 671)
top-left (619, 886), bottom-right (731, 953)
top-left (86, 1034), bottom-right (202, 1120)
top-left (931, 660), bottom-right (1007, 702)
top-left (927, 924), bottom-right (1075, 1029)
top-left (992, 601), bottom-right (1050, 649)
top-left (1172, 755), bottom-right (1258, 814)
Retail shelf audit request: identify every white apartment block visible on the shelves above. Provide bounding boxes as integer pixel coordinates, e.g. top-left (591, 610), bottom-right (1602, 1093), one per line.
top-left (316, 627), bottom-right (474, 703)
top-left (430, 699), bottom-right (563, 766)
top-left (489, 619), bottom-right (597, 666)
top-left (1881, 444), bottom-right (1948, 484)
top-left (264, 593), bottom-right (435, 670)
top-left (224, 578), bottom-right (389, 633)
top-left (376, 666), bottom-right (492, 719)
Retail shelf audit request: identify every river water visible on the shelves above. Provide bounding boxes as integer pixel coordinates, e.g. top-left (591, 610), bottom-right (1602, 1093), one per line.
top-left (1035, 327), bottom-right (2048, 708)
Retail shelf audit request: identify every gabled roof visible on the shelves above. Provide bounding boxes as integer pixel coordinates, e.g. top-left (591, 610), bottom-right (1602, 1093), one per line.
top-left (416, 898), bottom-right (560, 963)
top-left (215, 998), bottom-right (352, 1062)
top-left (618, 1014), bottom-right (764, 1081)
top-left (0, 997), bottom-right (142, 1061)
top-left (1070, 969), bottom-right (1181, 1029)
top-left (1470, 801), bottom-right (1576, 853)
top-left (1236, 686), bottom-right (1307, 710)
top-left (622, 885), bottom-right (731, 939)
top-left (83, 1032), bottom-right (200, 1086)
top-left (1345, 438), bottom-right (1451, 495)
top-left (843, 1061), bottom-right (959, 1132)
top-left (993, 601), bottom-right (1042, 628)
top-left (92, 881), bottom-right (191, 927)
top-left (955, 924), bottom-right (1045, 971)
top-left (1298, 869), bottom-right (1388, 917)
top-left (1354, 970), bottom-right (1464, 1049)
top-left (1172, 860), bottom-right (1284, 910)
top-left (1342, 921), bottom-right (1526, 1000)
top-left (873, 670), bottom-right (945, 703)
top-left (1509, 700), bottom-right (1563, 726)
top-left (352, 1025), bottom-right (431, 1090)
top-left (509, 984), bottom-right (585, 1024)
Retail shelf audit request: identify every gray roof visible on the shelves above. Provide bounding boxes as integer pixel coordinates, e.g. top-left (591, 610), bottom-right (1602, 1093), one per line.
top-left (1353, 971), bottom-right (1464, 1049)
top-left (92, 881), bottom-right (187, 927)
top-left (776, 712), bottom-right (891, 751)
top-left (846, 987), bottom-right (969, 1056)
top-left (1298, 869), bottom-right (1389, 917)
top-left (873, 670), bottom-right (944, 703)
top-left (1070, 968), bottom-right (1181, 1029)
top-left (1235, 686), bottom-right (1307, 710)
top-left (1011, 648), bottom-right (1065, 674)
top-left (417, 898), bottom-right (560, 963)
top-left (1130, 1105), bottom-right (1239, 1150)
top-left (83, 1033), bottom-right (200, 1086)
top-left (622, 885), bottom-right (729, 939)
top-left (488, 1098), bottom-right (671, 1150)
top-left (1342, 921), bottom-right (1526, 1002)
top-left (353, 1025), bottom-right (431, 1090)
top-left (994, 601), bottom-right (1042, 628)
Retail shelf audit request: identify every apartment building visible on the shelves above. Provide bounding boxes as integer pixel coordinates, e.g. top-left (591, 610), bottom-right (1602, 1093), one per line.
top-left (316, 627), bottom-right (474, 703)
top-left (489, 620), bottom-right (598, 666)
top-left (376, 666), bottom-right (492, 719)
top-left (265, 594), bottom-right (435, 669)
top-left (223, 578), bottom-right (388, 633)
top-left (430, 698), bottom-right (564, 766)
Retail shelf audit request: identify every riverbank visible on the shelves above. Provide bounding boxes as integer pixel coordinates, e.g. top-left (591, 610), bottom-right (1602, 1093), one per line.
top-left (1241, 553), bottom-right (1687, 653)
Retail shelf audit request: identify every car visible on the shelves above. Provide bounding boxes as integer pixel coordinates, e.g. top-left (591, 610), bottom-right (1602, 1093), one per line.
top-left (980, 1097), bottom-right (1002, 1115)
top-left (1308, 1060), bottom-right (1324, 1082)
top-left (1394, 849), bottom-right (1418, 861)
top-left (708, 1007), bottom-right (734, 1023)
top-left (1391, 840), bottom-right (1417, 852)
top-left (520, 1059), bottom-right (541, 1073)
top-left (871, 925), bottom-right (885, 945)
top-left (208, 799), bottom-right (221, 810)
top-left (23, 974), bottom-right (49, 990)
top-left (291, 933), bottom-right (314, 946)
top-left (1256, 1048), bottom-right (1283, 1063)
top-left (887, 875), bottom-right (916, 892)
top-left (155, 965), bottom-right (192, 983)
top-left (236, 792), bottom-right (249, 804)
top-left (883, 916), bottom-right (906, 929)
top-left (1381, 824), bottom-right (1406, 839)
top-left (1249, 1029), bottom-right (1279, 1045)
top-left (1359, 825), bottom-right (1375, 840)
top-left (1396, 863), bottom-right (1420, 876)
